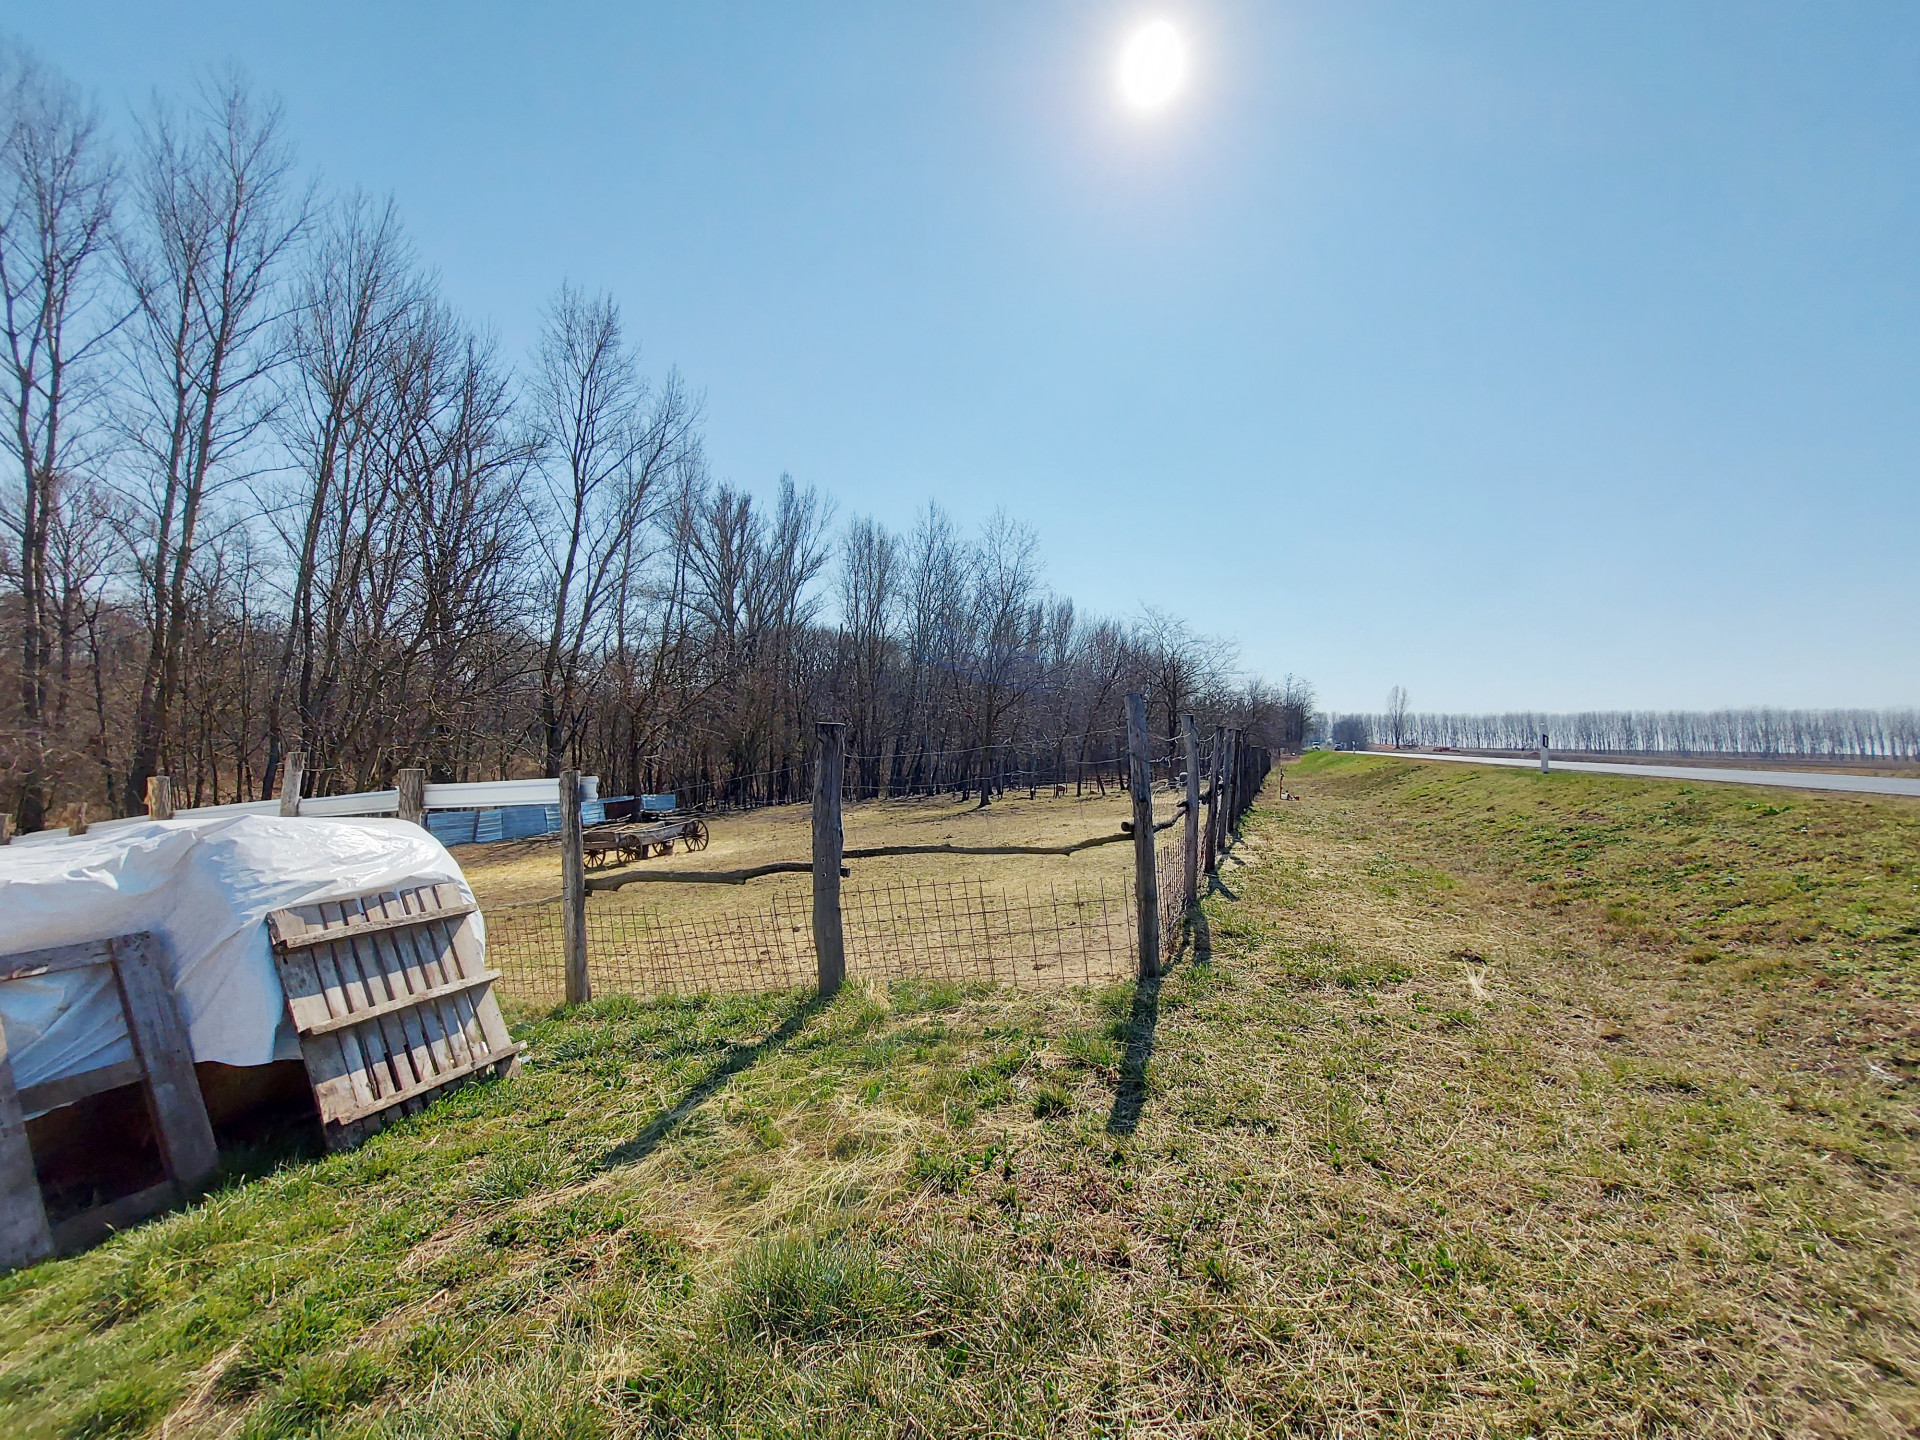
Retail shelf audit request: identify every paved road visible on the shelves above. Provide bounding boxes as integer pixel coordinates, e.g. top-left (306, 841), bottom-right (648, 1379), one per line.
top-left (1360, 750), bottom-right (1920, 798)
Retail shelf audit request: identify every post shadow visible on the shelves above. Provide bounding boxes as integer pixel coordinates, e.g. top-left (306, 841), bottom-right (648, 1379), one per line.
top-left (596, 992), bottom-right (825, 1171)
top-left (1106, 973), bottom-right (1162, 1136)
top-left (1190, 902), bottom-right (1213, 964)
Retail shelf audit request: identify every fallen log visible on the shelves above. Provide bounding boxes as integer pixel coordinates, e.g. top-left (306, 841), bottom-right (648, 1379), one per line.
top-left (581, 806), bottom-right (1186, 890)
top-left (587, 861), bottom-right (847, 891)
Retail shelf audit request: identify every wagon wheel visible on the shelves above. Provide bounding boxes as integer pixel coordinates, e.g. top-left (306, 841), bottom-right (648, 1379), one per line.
top-left (684, 819), bottom-right (710, 852)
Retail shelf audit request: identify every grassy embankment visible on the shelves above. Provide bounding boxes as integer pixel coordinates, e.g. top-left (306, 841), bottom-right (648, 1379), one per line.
top-left (0, 752), bottom-right (1914, 1437)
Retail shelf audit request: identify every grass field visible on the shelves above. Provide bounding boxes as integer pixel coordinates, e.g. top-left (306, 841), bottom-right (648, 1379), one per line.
top-left (1, 753), bottom-right (1914, 1437)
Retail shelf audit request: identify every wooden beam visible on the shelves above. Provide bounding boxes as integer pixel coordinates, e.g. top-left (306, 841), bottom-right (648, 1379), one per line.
top-left (812, 721), bottom-right (847, 999)
top-left (278, 751), bottom-right (305, 817)
top-left (296, 970), bottom-right (503, 1037)
top-left (1206, 724), bottom-right (1225, 874)
top-left (50, 1181), bottom-right (178, 1257)
top-left (324, 1046), bottom-right (522, 1129)
top-left (396, 768), bottom-right (426, 827)
top-left (560, 769), bottom-right (589, 1005)
top-left (268, 900), bottom-right (477, 951)
top-left (0, 1025), bottom-right (54, 1271)
top-left (16, 1058), bottom-right (146, 1117)
top-left (1126, 692), bottom-right (1160, 980)
top-left (0, 939), bottom-right (115, 984)
top-left (1182, 714), bottom-right (1201, 909)
top-left (110, 934), bottom-right (219, 1193)
top-left (145, 775), bottom-right (174, 821)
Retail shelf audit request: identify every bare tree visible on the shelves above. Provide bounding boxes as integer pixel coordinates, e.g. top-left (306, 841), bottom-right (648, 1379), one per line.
top-left (527, 283), bottom-right (699, 776)
top-left (0, 44), bottom-right (118, 830)
top-left (1386, 684), bottom-right (1409, 748)
top-left (265, 192), bottom-right (422, 792)
top-left (837, 514), bottom-right (897, 793)
top-left (116, 74), bottom-right (307, 813)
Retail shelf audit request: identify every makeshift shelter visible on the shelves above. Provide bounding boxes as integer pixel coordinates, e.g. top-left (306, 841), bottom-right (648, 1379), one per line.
top-left (0, 815), bottom-right (517, 1266)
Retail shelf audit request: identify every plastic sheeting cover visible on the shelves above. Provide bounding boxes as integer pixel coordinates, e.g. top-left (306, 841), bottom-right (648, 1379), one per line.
top-left (0, 815), bottom-right (480, 1114)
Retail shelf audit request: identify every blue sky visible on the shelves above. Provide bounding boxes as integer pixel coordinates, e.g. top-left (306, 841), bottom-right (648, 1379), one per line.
top-left (12, 2), bottom-right (1917, 712)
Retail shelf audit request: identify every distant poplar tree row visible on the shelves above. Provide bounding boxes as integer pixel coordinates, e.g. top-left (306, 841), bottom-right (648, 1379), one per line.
top-left (1323, 709), bottom-right (1919, 759)
top-left (0, 46), bottom-right (1306, 831)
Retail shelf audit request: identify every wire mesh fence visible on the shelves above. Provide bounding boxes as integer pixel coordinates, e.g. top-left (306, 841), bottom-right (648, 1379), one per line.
top-left (480, 735), bottom-right (1241, 1008)
top-left (485, 869), bottom-right (1158, 1007)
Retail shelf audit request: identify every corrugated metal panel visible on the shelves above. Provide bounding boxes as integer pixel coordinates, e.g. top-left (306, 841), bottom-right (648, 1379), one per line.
top-left (500, 805), bottom-right (554, 840)
top-left (475, 810), bottom-right (504, 844)
top-left (425, 811), bottom-right (479, 846)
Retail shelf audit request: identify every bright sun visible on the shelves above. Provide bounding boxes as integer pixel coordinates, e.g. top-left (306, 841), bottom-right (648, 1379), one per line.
top-left (1117, 20), bottom-right (1188, 112)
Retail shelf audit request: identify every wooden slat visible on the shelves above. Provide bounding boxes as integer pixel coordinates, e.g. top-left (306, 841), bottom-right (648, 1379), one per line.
top-left (267, 888), bottom-right (474, 950)
top-left (110, 934), bottom-right (219, 1192)
top-left (355, 897), bottom-right (436, 1105)
top-left (50, 1181), bottom-right (178, 1256)
top-left (350, 917), bottom-right (436, 1105)
top-left (325, 1046), bottom-right (523, 1129)
top-left (16, 1058), bottom-right (146, 1116)
top-left (272, 944), bottom-right (367, 1125)
top-left (372, 892), bottom-right (462, 1082)
top-left (393, 892), bottom-right (474, 1073)
top-left (444, 910), bottom-right (516, 1058)
top-left (0, 1026), bottom-right (54, 1270)
top-left (418, 908), bottom-right (485, 1069)
top-left (0, 939), bottom-right (114, 984)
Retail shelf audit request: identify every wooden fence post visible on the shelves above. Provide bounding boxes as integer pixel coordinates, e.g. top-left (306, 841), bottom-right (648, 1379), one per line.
top-left (1205, 724), bottom-right (1225, 874)
top-left (1126, 692), bottom-right (1160, 980)
top-left (1181, 714), bottom-right (1201, 908)
top-left (278, 751), bottom-right (305, 818)
top-left (1236, 733), bottom-right (1251, 833)
top-left (812, 721), bottom-right (847, 999)
top-left (397, 768), bottom-right (426, 827)
top-left (145, 775), bottom-right (174, 821)
top-left (560, 768), bottom-right (590, 1005)
top-left (69, 803), bottom-right (88, 837)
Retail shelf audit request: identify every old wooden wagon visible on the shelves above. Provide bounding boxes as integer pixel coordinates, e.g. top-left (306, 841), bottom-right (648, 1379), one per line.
top-left (581, 817), bottom-right (710, 867)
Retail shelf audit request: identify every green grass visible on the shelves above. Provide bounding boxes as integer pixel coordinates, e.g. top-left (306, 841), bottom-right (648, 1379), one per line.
top-left (1, 753), bottom-right (1915, 1436)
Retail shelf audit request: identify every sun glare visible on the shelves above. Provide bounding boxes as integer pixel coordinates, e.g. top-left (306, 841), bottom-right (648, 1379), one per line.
top-left (1117, 20), bottom-right (1188, 112)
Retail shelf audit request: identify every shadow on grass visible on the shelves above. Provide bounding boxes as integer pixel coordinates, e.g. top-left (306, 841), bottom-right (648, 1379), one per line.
top-left (596, 993), bottom-right (826, 1171)
top-left (1107, 972), bottom-right (1163, 1137)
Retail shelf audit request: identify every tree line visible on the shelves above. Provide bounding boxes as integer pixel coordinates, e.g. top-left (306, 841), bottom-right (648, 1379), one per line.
top-left (0, 49), bottom-right (1309, 832)
top-left (1325, 707), bottom-right (1920, 759)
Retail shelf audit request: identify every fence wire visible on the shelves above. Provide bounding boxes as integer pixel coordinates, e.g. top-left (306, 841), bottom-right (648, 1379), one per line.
top-left (487, 870), bottom-right (1159, 1006)
top-left (484, 780), bottom-right (1228, 1007)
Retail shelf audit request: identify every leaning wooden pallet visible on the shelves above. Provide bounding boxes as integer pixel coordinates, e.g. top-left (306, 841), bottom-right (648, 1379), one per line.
top-left (266, 882), bottom-right (520, 1150)
top-left (0, 932), bottom-right (220, 1268)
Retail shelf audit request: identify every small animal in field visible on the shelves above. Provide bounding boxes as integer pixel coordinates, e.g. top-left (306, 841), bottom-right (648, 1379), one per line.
top-left (1052, 783), bottom-right (1067, 797)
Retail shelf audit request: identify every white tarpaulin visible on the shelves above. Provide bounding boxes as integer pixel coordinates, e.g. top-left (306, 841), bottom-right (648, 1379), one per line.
top-left (0, 815), bottom-right (480, 1114)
